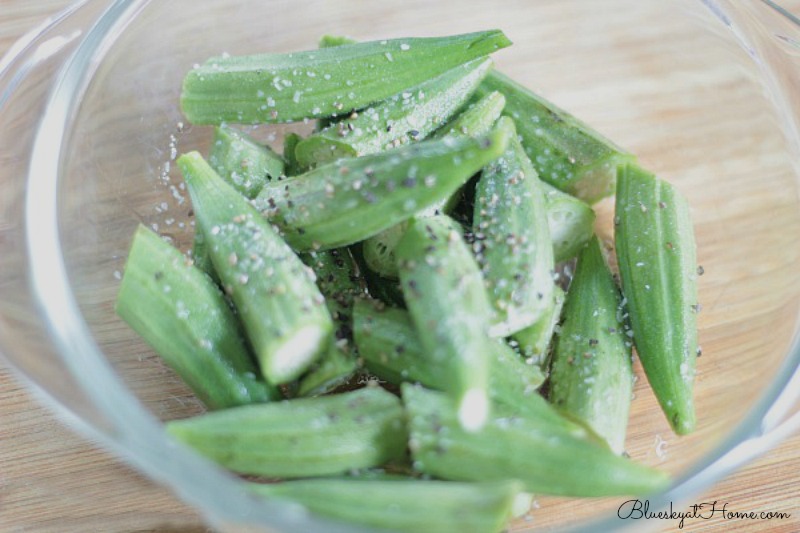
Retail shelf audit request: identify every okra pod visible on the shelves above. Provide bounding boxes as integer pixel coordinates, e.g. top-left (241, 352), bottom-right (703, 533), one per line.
top-left (615, 164), bottom-right (698, 434)
top-left (296, 248), bottom-right (366, 396)
top-left (549, 237), bottom-right (633, 453)
top-left (167, 387), bottom-right (407, 477)
top-left (395, 215), bottom-right (494, 431)
top-left (475, 70), bottom-right (635, 203)
top-left (209, 124), bottom-right (285, 199)
top-left (190, 226), bottom-right (219, 283)
top-left (473, 117), bottom-right (555, 336)
top-left (511, 285), bottom-right (565, 368)
top-left (253, 126), bottom-right (512, 251)
top-left (542, 182), bottom-right (596, 263)
top-left (403, 385), bottom-right (670, 497)
top-left (181, 30), bottom-right (512, 125)
top-left (432, 90), bottom-right (505, 140)
top-left (282, 132), bottom-right (305, 177)
top-left (360, 91), bottom-right (507, 279)
top-left (116, 225), bottom-right (276, 409)
top-left (353, 300), bottom-right (588, 431)
top-left (249, 478), bottom-right (521, 533)
top-left (294, 58), bottom-right (493, 168)
top-left (179, 151), bottom-right (333, 385)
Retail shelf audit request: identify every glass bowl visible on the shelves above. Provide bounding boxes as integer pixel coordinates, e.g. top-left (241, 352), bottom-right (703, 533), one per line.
top-left (1, 0), bottom-right (799, 531)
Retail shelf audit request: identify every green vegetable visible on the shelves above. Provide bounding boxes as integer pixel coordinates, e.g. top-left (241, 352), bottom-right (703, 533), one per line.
top-left (181, 30), bottom-right (512, 125)
top-left (432, 90), bottom-right (506, 141)
top-left (282, 132), bottom-right (305, 176)
top-left (543, 182), bottom-right (596, 263)
top-left (359, 90), bottom-right (507, 280)
top-left (353, 300), bottom-right (589, 431)
top-left (549, 237), bottom-right (633, 454)
top-left (252, 126), bottom-right (512, 251)
top-left (510, 285), bottom-right (565, 368)
top-left (615, 164), bottom-right (698, 435)
top-left (403, 385), bottom-right (670, 497)
top-left (116, 225), bottom-right (276, 409)
top-left (209, 124), bottom-right (284, 199)
top-left (167, 387), bottom-right (407, 477)
top-left (249, 478), bottom-right (521, 533)
top-left (473, 117), bottom-right (555, 336)
top-left (294, 58), bottom-right (493, 168)
top-left (296, 248), bottom-right (366, 396)
top-left (361, 221), bottom-right (408, 280)
top-left (476, 70), bottom-right (635, 203)
top-left (179, 151), bottom-right (333, 385)
top-left (190, 226), bottom-right (218, 283)
top-left (395, 215), bottom-right (494, 431)
top-left (318, 34), bottom-right (357, 48)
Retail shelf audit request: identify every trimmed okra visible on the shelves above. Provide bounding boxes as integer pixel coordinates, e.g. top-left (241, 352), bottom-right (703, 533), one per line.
top-left (209, 124), bottom-right (284, 199)
top-left (282, 132), bottom-right (305, 177)
top-left (395, 215), bottom-right (494, 431)
top-left (249, 478), bottom-right (521, 533)
top-left (353, 300), bottom-right (590, 432)
top-left (190, 226), bottom-right (218, 283)
top-left (360, 90), bottom-right (508, 280)
top-left (474, 117), bottom-right (555, 336)
top-left (179, 151), bottom-right (333, 385)
top-left (549, 237), bottom-right (633, 454)
top-left (542, 182), bottom-right (596, 263)
top-left (511, 285), bottom-right (565, 368)
top-left (615, 164), bottom-right (698, 435)
top-left (253, 126), bottom-right (512, 251)
top-left (403, 385), bottom-right (670, 497)
top-left (116, 225), bottom-right (276, 409)
top-left (181, 30), bottom-right (512, 125)
top-left (295, 58), bottom-right (493, 168)
top-left (432, 90), bottom-right (506, 140)
top-left (167, 387), bottom-right (407, 477)
top-left (476, 70), bottom-right (635, 203)
top-left (296, 248), bottom-right (366, 396)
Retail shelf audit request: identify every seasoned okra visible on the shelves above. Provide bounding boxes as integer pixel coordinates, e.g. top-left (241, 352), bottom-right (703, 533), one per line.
top-left (116, 225), bottom-right (277, 409)
top-left (181, 30), bottom-right (512, 124)
top-left (549, 237), bottom-right (633, 453)
top-left (209, 124), bottom-right (284, 199)
top-left (511, 285), bottom-right (565, 368)
top-left (179, 151), bottom-right (334, 385)
top-left (395, 215), bottom-right (494, 431)
top-left (167, 387), bottom-right (407, 477)
top-left (253, 126), bottom-right (511, 251)
top-left (282, 132), bottom-right (306, 177)
top-left (542, 182), bottom-right (596, 263)
top-left (475, 70), bottom-right (635, 203)
top-left (473, 117), bottom-right (555, 336)
top-left (403, 385), bottom-right (670, 497)
top-left (615, 164), bottom-right (698, 435)
top-left (249, 478), bottom-right (521, 533)
top-left (295, 58), bottom-right (493, 168)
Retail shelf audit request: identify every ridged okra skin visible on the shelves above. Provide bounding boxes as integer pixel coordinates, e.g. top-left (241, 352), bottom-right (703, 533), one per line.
top-left (116, 225), bottom-right (277, 409)
top-left (476, 70), bottom-right (635, 204)
top-left (249, 478), bottom-right (521, 533)
top-left (615, 164), bottom-right (698, 435)
top-left (395, 215), bottom-right (495, 431)
top-left (542, 181), bottom-right (596, 263)
top-left (295, 58), bottom-right (493, 168)
top-left (296, 248), bottom-right (366, 396)
top-left (550, 237), bottom-right (633, 453)
top-left (209, 124), bottom-right (285, 199)
top-left (181, 30), bottom-right (512, 125)
top-left (253, 126), bottom-right (511, 251)
top-left (353, 300), bottom-right (594, 432)
top-left (167, 387), bottom-right (407, 477)
top-left (403, 385), bottom-right (670, 497)
top-left (511, 285), bottom-right (565, 368)
top-left (282, 132), bottom-right (306, 177)
top-left (179, 151), bottom-right (333, 385)
top-left (360, 90), bottom-right (507, 280)
top-left (474, 117), bottom-right (555, 337)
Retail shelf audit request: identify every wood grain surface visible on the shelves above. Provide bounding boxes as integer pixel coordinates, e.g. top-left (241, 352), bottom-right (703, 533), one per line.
top-left (1, 1), bottom-right (800, 532)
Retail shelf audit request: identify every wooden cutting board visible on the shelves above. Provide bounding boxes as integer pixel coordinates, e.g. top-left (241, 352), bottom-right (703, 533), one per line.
top-left (1, 1), bottom-right (799, 532)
